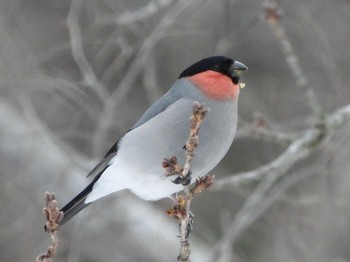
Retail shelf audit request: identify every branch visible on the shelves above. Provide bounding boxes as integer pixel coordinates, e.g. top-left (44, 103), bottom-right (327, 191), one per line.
top-left (214, 104), bottom-right (350, 190)
top-left (263, 0), bottom-right (322, 115)
top-left (98, 0), bottom-right (175, 26)
top-left (163, 102), bottom-right (211, 262)
top-left (214, 129), bottom-right (320, 191)
top-left (235, 112), bottom-right (297, 145)
top-left (67, 0), bottom-right (108, 102)
top-left (36, 192), bottom-right (63, 262)
top-left (209, 103), bottom-right (350, 260)
top-left (19, 97), bottom-right (90, 172)
top-left (99, 31), bottom-right (134, 86)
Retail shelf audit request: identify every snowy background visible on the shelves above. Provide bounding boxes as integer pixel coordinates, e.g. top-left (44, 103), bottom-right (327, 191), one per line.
top-left (1, 0), bottom-right (350, 261)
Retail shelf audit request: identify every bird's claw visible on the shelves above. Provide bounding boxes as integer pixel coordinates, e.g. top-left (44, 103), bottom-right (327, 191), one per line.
top-left (172, 171), bottom-right (192, 185)
top-left (186, 211), bottom-right (194, 238)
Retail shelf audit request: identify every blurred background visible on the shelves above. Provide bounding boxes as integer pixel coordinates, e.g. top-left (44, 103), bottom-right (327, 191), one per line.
top-left (1, 0), bottom-right (350, 261)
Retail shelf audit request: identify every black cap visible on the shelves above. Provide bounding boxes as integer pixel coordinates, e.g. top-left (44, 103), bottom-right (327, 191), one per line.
top-left (179, 56), bottom-right (247, 84)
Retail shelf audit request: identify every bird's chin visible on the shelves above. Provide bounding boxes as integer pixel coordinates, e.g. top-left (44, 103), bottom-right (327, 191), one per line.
top-left (231, 76), bottom-right (240, 85)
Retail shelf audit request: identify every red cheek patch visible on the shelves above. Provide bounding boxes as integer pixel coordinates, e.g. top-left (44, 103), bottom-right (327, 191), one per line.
top-left (188, 71), bottom-right (239, 100)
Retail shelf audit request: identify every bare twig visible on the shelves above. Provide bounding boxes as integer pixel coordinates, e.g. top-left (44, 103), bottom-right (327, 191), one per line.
top-left (67, 0), bottom-right (108, 102)
top-left (210, 169), bottom-right (320, 261)
top-left (98, 0), bottom-right (175, 26)
top-left (209, 104), bottom-right (350, 261)
top-left (36, 192), bottom-right (63, 262)
top-left (214, 129), bottom-right (320, 190)
top-left (96, 28), bottom-right (134, 87)
top-left (214, 104), bottom-right (350, 191)
top-left (263, 0), bottom-right (322, 115)
top-left (235, 112), bottom-right (297, 145)
top-left (235, 124), bottom-right (296, 145)
top-left (211, 1), bottom-right (350, 198)
top-left (19, 97), bottom-right (90, 173)
top-left (210, 131), bottom-right (320, 260)
top-left (177, 102), bottom-right (209, 262)
top-left (163, 102), bottom-right (210, 262)
top-left (182, 102), bottom-right (209, 178)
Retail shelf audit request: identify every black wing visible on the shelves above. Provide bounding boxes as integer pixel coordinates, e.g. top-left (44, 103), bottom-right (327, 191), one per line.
top-left (54, 144), bottom-right (119, 228)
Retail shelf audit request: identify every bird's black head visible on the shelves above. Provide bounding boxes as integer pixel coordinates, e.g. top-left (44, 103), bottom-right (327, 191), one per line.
top-left (179, 56), bottom-right (248, 84)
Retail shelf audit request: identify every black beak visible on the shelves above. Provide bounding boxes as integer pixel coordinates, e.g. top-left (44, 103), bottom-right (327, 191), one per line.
top-left (229, 60), bottom-right (247, 84)
top-left (232, 61), bottom-right (248, 71)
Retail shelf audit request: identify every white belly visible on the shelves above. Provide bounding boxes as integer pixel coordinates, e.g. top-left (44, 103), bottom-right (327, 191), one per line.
top-left (86, 98), bottom-right (237, 202)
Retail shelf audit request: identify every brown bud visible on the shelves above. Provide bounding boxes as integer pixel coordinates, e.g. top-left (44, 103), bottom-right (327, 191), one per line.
top-left (48, 200), bottom-right (57, 210)
top-left (263, 1), bottom-right (283, 24)
top-left (190, 175), bottom-right (215, 195)
top-left (192, 101), bottom-right (201, 114)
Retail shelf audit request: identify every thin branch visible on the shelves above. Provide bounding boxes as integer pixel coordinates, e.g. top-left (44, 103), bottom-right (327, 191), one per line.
top-left (325, 104), bottom-right (350, 129)
top-left (36, 192), bottom-right (63, 262)
top-left (19, 97), bottom-right (90, 172)
top-left (178, 102), bottom-right (210, 261)
top-left (67, 0), bottom-right (109, 102)
top-left (99, 30), bottom-right (134, 85)
top-left (263, 1), bottom-right (322, 116)
top-left (214, 129), bottom-right (320, 190)
top-left (163, 102), bottom-right (211, 262)
top-left (98, 0), bottom-right (175, 26)
top-left (235, 112), bottom-right (297, 145)
top-left (210, 131), bottom-right (319, 260)
top-left (210, 168), bottom-right (319, 261)
top-left (235, 124), bottom-right (296, 145)
top-left (209, 103), bottom-right (350, 260)
top-left (214, 104), bottom-right (350, 191)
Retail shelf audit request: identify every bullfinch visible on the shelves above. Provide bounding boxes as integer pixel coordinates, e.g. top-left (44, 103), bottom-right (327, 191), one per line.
top-left (57, 56), bottom-right (247, 226)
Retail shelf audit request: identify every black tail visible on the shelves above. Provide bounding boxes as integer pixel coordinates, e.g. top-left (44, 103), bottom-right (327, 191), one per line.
top-left (46, 150), bottom-right (118, 230)
top-left (58, 172), bottom-right (103, 227)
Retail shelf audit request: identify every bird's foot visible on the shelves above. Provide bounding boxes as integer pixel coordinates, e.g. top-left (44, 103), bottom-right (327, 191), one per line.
top-left (185, 211), bottom-right (194, 238)
top-left (172, 171), bottom-right (192, 186)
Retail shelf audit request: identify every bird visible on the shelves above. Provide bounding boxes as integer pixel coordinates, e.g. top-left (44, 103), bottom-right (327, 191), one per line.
top-left (57, 56), bottom-right (247, 227)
